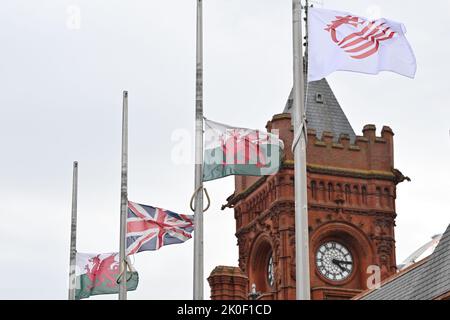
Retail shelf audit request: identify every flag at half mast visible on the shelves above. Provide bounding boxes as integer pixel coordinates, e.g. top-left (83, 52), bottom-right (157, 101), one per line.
top-left (75, 252), bottom-right (138, 300)
top-left (126, 201), bottom-right (194, 255)
top-left (203, 119), bottom-right (284, 182)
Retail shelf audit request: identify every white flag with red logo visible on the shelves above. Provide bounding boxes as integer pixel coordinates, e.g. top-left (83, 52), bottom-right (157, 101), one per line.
top-left (308, 8), bottom-right (417, 82)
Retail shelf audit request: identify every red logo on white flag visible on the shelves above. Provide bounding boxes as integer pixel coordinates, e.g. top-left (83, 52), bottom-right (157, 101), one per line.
top-left (324, 15), bottom-right (397, 59)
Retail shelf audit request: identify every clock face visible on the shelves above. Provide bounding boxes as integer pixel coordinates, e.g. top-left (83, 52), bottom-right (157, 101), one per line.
top-left (267, 255), bottom-right (275, 287)
top-left (316, 241), bottom-right (353, 282)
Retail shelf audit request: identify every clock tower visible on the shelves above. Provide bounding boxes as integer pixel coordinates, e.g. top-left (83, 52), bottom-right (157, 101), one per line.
top-left (208, 79), bottom-right (409, 300)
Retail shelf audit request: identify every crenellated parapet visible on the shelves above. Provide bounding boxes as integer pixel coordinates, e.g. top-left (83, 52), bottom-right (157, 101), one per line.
top-left (266, 113), bottom-right (395, 173)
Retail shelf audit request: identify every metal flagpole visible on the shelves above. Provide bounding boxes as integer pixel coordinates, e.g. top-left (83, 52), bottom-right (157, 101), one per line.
top-left (193, 0), bottom-right (204, 300)
top-left (292, 0), bottom-right (311, 300)
top-left (119, 90), bottom-right (128, 300)
top-left (304, 0), bottom-right (309, 74)
top-left (68, 161), bottom-right (78, 300)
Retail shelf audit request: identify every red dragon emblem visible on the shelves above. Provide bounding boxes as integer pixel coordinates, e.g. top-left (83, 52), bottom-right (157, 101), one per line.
top-left (324, 15), bottom-right (396, 59)
top-left (84, 254), bottom-right (120, 289)
top-left (220, 130), bottom-right (269, 168)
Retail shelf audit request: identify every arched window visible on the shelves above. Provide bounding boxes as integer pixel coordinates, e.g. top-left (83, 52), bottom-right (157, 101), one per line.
top-left (345, 184), bottom-right (351, 204)
top-left (376, 187), bottom-right (382, 207)
top-left (311, 181), bottom-right (317, 200)
top-left (362, 186), bottom-right (368, 205)
top-left (328, 183), bottom-right (334, 201)
top-left (250, 238), bottom-right (275, 293)
top-left (384, 188), bottom-right (391, 208)
top-left (319, 182), bottom-right (325, 201)
top-left (353, 186), bottom-right (360, 205)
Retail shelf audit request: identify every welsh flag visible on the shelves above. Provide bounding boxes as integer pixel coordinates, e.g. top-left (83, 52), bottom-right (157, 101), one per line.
top-left (74, 252), bottom-right (138, 300)
top-left (203, 119), bottom-right (284, 182)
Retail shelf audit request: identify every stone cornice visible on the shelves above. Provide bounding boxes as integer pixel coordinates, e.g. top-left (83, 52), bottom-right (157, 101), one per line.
top-left (283, 161), bottom-right (396, 181)
top-left (309, 204), bottom-right (397, 218)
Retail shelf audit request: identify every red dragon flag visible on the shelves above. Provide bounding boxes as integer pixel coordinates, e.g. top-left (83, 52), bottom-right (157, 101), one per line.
top-left (203, 119), bottom-right (284, 182)
top-left (308, 7), bottom-right (417, 82)
top-left (75, 252), bottom-right (138, 299)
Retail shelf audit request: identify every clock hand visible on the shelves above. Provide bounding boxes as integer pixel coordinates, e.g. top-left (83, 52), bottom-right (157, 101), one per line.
top-left (331, 259), bottom-right (346, 271)
top-left (333, 260), bottom-right (353, 265)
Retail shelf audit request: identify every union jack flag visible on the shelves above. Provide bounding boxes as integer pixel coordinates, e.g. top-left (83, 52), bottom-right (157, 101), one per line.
top-left (126, 201), bottom-right (194, 255)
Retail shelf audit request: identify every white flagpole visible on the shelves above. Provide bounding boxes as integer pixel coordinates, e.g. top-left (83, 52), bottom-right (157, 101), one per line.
top-left (68, 161), bottom-right (78, 300)
top-left (119, 90), bottom-right (128, 300)
top-left (193, 0), bottom-right (204, 300)
top-left (292, 0), bottom-right (311, 300)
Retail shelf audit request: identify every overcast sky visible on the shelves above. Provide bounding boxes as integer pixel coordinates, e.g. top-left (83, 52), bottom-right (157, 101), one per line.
top-left (0, 0), bottom-right (449, 299)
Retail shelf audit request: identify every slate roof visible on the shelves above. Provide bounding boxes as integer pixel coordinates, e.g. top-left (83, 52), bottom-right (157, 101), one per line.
top-left (284, 79), bottom-right (356, 143)
top-left (358, 224), bottom-right (450, 300)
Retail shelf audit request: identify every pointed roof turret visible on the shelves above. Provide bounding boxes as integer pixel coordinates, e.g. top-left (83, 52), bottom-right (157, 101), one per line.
top-left (284, 78), bottom-right (356, 142)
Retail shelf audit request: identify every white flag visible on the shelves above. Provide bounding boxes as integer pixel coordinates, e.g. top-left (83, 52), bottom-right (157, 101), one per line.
top-left (308, 8), bottom-right (417, 82)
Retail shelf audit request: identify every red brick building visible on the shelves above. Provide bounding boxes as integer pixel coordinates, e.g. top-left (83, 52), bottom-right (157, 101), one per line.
top-left (208, 79), bottom-right (411, 300)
